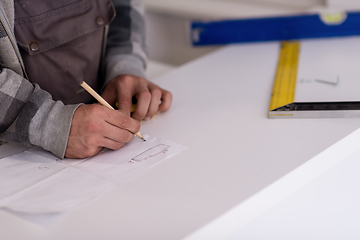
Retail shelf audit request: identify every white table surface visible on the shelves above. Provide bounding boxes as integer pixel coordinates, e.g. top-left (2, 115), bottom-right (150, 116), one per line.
top-left (2, 42), bottom-right (360, 240)
top-left (226, 140), bottom-right (360, 240)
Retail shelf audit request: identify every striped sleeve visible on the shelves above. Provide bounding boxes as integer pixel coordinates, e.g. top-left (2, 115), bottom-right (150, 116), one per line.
top-left (105, 0), bottom-right (148, 84)
top-left (0, 68), bottom-right (81, 158)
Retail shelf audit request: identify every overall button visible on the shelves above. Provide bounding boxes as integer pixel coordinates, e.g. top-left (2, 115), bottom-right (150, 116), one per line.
top-left (29, 42), bottom-right (39, 52)
top-left (96, 16), bottom-right (105, 26)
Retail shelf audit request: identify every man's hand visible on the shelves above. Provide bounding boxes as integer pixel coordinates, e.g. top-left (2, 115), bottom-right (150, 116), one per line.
top-left (65, 104), bottom-right (140, 159)
top-left (101, 75), bottom-right (173, 121)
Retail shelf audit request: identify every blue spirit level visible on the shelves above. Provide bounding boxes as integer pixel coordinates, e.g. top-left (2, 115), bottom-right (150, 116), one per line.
top-left (191, 12), bottom-right (360, 46)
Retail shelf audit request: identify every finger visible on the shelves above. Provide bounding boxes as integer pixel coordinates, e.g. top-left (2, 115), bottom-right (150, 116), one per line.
top-left (116, 86), bottom-right (134, 116)
top-left (103, 108), bottom-right (141, 134)
top-left (101, 87), bottom-right (117, 107)
top-left (101, 123), bottom-right (135, 143)
top-left (145, 86), bottom-right (162, 119)
top-left (106, 76), bottom-right (137, 116)
top-left (158, 90), bottom-right (173, 113)
top-left (132, 87), bottom-right (151, 121)
top-left (100, 137), bottom-right (125, 150)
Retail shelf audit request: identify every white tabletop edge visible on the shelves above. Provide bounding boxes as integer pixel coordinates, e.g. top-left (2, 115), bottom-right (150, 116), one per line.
top-left (184, 127), bottom-right (360, 240)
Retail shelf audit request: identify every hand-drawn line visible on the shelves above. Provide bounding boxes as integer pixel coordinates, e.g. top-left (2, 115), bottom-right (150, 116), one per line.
top-left (315, 75), bottom-right (340, 86)
top-left (129, 144), bottom-right (170, 163)
top-left (39, 167), bottom-right (49, 171)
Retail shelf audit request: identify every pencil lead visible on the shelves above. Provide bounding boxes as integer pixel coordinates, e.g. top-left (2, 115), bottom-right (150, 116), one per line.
top-left (135, 132), bottom-right (146, 141)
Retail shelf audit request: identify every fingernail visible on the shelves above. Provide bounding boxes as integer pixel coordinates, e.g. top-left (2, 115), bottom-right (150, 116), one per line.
top-left (144, 116), bottom-right (151, 121)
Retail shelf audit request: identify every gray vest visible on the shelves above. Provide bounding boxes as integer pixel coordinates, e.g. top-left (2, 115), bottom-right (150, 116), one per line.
top-left (14, 0), bottom-right (115, 104)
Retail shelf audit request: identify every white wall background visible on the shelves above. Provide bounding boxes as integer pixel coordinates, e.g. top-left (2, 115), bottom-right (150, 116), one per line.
top-left (144, 0), bottom-right (360, 66)
top-left (234, 0), bottom-right (325, 9)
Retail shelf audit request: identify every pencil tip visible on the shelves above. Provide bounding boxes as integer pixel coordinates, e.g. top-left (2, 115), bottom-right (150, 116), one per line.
top-left (135, 132), bottom-right (146, 141)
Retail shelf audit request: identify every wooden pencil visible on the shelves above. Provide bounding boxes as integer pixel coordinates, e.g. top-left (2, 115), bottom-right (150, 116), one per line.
top-left (80, 81), bottom-right (146, 141)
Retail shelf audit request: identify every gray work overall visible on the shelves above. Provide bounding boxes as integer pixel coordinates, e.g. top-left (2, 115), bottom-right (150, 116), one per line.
top-left (14, 0), bottom-right (115, 104)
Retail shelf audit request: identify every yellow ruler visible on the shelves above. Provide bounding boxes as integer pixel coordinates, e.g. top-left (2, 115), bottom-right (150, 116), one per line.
top-left (269, 41), bottom-right (300, 111)
top-left (268, 40), bottom-right (360, 119)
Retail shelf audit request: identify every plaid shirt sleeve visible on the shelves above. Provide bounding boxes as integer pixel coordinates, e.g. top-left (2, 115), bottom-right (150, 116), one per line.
top-left (104, 0), bottom-right (148, 85)
top-left (0, 68), bottom-right (81, 158)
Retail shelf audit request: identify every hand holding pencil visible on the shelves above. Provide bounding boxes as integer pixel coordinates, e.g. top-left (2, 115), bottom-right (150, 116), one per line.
top-left (63, 82), bottom-right (143, 159)
top-left (64, 75), bottom-right (172, 159)
top-left (80, 81), bottom-right (146, 141)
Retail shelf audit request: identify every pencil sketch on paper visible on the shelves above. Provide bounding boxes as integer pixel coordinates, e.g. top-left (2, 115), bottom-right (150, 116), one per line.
top-left (129, 144), bottom-right (170, 163)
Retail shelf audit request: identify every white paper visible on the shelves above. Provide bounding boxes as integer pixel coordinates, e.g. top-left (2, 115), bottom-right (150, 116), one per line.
top-left (0, 151), bottom-right (67, 200)
top-left (0, 167), bottom-right (116, 214)
top-left (0, 135), bottom-right (186, 214)
top-left (75, 136), bottom-right (186, 184)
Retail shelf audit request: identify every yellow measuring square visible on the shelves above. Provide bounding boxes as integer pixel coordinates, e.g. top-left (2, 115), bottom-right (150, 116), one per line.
top-left (269, 41), bottom-right (300, 111)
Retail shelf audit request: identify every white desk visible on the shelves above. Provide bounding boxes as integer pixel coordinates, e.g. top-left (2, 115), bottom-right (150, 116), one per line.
top-left (227, 143), bottom-right (360, 240)
top-left (2, 42), bottom-right (360, 240)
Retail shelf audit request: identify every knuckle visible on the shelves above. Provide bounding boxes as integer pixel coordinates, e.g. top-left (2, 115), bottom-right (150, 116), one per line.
top-left (140, 90), bottom-right (151, 101)
top-left (151, 88), bottom-right (162, 98)
top-left (83, 136), bottom-right (96, 147)
top-left (151, 87), bottom-right (162, 95)
top-left (118, 116), bottom-right (129, 128)
top-left (119, 76), bottom-right (134, 87)
top-left (87, 104), bottom-right (103, 115)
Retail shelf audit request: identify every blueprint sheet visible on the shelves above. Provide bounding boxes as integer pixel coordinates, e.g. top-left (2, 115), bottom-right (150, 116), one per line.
top-left (0, 135), bottom-right (186, 214)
